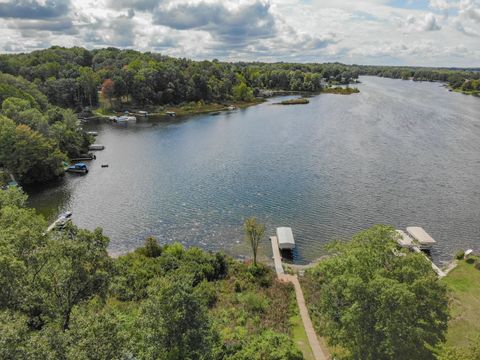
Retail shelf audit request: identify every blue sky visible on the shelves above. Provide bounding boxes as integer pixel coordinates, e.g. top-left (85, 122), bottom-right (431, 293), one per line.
top-left (0, 0), bottom-right (478, 66)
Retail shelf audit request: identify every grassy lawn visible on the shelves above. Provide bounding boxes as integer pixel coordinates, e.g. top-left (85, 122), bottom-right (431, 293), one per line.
top-left (290, 313), bottom-right (315, 360)
top-left (442, 257), bottom-right (480, 347)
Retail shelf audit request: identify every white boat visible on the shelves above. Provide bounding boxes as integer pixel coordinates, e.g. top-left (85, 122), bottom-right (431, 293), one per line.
top-left (86, 131), bottom-right (98, 136)
top-left (113, 115), bottom-right (137, 123)
top-left (166, 111), bottom-right (176, 117)
top-left (55, 211), bottom-right (73, 229)
top-left (228, 105), bottom-right (236, 111)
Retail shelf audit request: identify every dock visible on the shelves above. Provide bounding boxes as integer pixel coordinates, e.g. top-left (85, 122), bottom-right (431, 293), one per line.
top-left (396, 228), bottom-right (446, 278)
top-left (46, 217), bottom-right (70, 232)
top-left (270, 236), bottom-right (284, 275)
top-left (406, 226), bottom-right (436, 249)
top-left (270, 233), bottom-right (328, 360)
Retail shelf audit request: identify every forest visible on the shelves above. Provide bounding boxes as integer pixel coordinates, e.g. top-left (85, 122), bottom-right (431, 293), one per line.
top-left (0, 187), bottom-right (303, 360)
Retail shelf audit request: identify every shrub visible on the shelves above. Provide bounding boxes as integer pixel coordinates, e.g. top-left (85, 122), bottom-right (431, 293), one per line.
top-left (455, 250), bottom-right (465, 260)
top-left (233, 280), bottom-right (243, 293)
top-left (239, 292), bottom-right (268, 314)
top-left (466, 258), bottom-right (475, 264)
top-left (194, 280), bottom-right (218, 308)
top-left (247, 264), bottom-right (273, 288)
top-left (135, 236), bottom-right (162, 258)
top-left (474, 261), bottom-right (480, 271)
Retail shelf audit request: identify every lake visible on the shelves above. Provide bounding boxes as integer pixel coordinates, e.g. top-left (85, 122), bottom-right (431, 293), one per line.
top-left (28, 77), bottom-right (480, 264)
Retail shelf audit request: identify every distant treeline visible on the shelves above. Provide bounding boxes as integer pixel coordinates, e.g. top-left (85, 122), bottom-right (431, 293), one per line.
top-left (0, 47), bottom-right (359, 110)
top-left (355, 64), bottom-right (480, 92)
top-left (0, 47), bottom-right (478, 111)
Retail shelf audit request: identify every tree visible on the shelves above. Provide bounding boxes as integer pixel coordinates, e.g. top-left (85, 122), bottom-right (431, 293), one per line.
top-left (41, 226), bottom-right (112, 330)
top-left (0, 186), bottom-right (28, 208)
top-left (136, 236), bottom-right (162, 258)
top-left (305, 225), bottom-right (449, 360)
top-left (64, 304), bottom-right (126, 360)
top-left (0, 116), bottom-right (65, 184)
top-left (77, 67), bottom-right (99, 107)
top-left (232, 82), bottom-right (253, 101)
top-left (134, 278), bottom-right (217, 360)
top-left (101, 79), bottom-right (115, 108)
top-left (244, 217), bottom-right (265, 266)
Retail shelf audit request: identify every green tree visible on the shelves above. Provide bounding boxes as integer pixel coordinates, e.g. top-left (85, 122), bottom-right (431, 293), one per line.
top-left (64, 303), bottom-right (126, 360)
top-left (0, 186), bottom-right (28, 208)
top-left (41, 226), bottom-right (112, 330)
top-left (244, 217), bottom-right (265, 266)
top-left (136, 236), bottom-right (162, 258)
top-left (77, 67), bottom-right (99, 107)
top-left (134, 278), bottom-right (217, 360)
top-left (0, 117), bottom-right (65, 184)
top-left (305, 225), bottom-right (449, 360)
top-left (233, 82), bottom-right (253, 101)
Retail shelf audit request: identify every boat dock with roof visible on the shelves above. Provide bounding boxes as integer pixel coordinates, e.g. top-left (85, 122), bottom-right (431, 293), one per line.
top-left (406, 226), bottom-right (436, 250)
top-left (396, 227), bottom-right (445, 278)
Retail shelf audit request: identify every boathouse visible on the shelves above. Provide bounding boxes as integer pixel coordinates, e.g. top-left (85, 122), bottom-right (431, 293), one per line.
top-left (276, 227), bottom-right (295, 250)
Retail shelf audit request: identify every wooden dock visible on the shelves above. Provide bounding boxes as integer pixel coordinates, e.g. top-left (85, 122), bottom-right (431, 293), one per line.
top-left (46, 217), bottom-right (71, 232)
top-left (270, 236), bottom-right (328, 360)
top-left (270, 236), bottom-right (284, 275)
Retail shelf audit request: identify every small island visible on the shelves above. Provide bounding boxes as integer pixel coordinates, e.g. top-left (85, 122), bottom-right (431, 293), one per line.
top-left (276, 98), bottom-right (310, 105)
top-left (321, 86), bottom-right (360, 95)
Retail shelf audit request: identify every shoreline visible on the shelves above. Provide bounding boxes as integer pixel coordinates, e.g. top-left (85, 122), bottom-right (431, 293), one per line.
top-left (91, 98), bottom-right (266, 120)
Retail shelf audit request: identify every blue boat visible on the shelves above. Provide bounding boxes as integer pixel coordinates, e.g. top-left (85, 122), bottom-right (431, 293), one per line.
top-left (66, 163), bottom-right (88, 174)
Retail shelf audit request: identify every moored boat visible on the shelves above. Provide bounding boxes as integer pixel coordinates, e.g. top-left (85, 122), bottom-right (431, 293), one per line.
top-left (89, 144), bottom-right (105, 150)
top-left (112, 115), bottom-right (137, 123)
top-left (66, 163), bottom-right (88, 174)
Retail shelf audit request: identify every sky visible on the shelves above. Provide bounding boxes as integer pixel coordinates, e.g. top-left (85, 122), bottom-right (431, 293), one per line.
top-left (0, 0), bottom-right (479, 66)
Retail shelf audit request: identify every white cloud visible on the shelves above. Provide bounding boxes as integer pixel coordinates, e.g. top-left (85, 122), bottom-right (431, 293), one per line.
top-left (0, 0), bottom-right (478, 66)
top-left (403, 12), bottom-right (442, 31)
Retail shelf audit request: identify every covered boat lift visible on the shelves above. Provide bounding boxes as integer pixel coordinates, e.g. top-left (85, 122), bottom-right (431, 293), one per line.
top-left (406, 226), bottom-right (436, 250)
top-left (276, 227), bottom-right (296, 250)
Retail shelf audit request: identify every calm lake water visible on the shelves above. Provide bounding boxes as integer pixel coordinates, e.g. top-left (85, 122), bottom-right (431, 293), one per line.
top-left (28, 77), bottom-right (480, 264)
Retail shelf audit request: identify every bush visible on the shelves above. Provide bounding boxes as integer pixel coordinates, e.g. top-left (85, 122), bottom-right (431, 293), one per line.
top-left (474, 261), bottom-right (480, 271)
top-left (239, 292), bottom-right (268, 314)
top-left (230, 330), bottom-right (303, 360)
top-left (136, 236), bottom-right (162, 258)
top-left (234, 280), bottom-right (244, 293)
top-left (455, 250), bottom-right (465, 260)
top-left (466, 258), bottom-right (475, 264)
top-left (194, 280), bottom-right (218, 308)
top-left (247, 264), bottom-right (273, 288)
